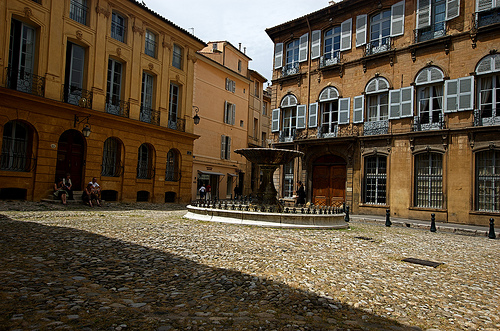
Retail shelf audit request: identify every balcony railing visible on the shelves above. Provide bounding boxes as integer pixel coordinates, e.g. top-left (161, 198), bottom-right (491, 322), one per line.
top-left (317, 124), bottom-right (338, 138)
top-left (319, 54), bottom-right (340, 68)
top-left (474, 8), bottom-right (500, 29)
top-left (62, 84), bottom-right (93, 109)
top-left (363, 120), bottom-right (389, 136)
top-left (281, 62), bottom-right (300, 78)
top-left (1, 148), bottom-right (36, 172)
top-left (365, 37), bottom-right (392, 56)
top-left (168, 117), bottom-right (186, 132)
top-left (70, 0), bottom-right (88, 25)
top-left (105, 96), bottom-right (129, 118)
top-left (279, 128), bottom-right (297, 142)
top-left (414, 23), bottom-right (446, 43)
top-left (5, 66), bottom-right (45, 97)
top-left (474, 109), bottom-right (500, 127)
top-left (413, 113), bottom-right (445, 131)
top-left (101, 158), bottom-right (123, 177)
top-left (140, 106), bottom-right (160, 125)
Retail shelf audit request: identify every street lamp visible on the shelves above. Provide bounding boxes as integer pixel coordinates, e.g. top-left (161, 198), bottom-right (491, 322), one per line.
top-left (74, 115), bottom-right (91, 137)
top-left (193, 106), bottom-right (200, 125)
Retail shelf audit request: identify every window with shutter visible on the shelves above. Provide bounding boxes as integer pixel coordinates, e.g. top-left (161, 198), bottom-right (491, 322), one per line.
top-left (338, 98), bottom-right (350, 124)
top-left (353, 95), bottom-right (365, 123)
top-left (311, 30), bottom-right (321, 60)
top-left (299, 33), bottom-right (309, 62)
top-left (297, 105), bottom-right (307, 129)
top-left (389, 89), bottom-right (402, 119)
top-left (274, 43), bottom-right (283, 69)
top-left (340, 19), bottom-right (352, 51)
top-left (446, 0), bottom-right (460, 20)
top-left (391, 0), bottom-right (405, 37)
top-left (322, 26), bottom-right (341, 67)
top-left (221, 135), bottom-right (226, 159)
top-left (416, 0), bottom-right (454, 42)
top-left (444, 76), bottom-right (473, 112)
top-left (401, 86), bottom-right (414, 118)
top-left (320, 100), bottom-right (339, 136)
top-left (356, 15), bottom-right (367, 47)
top-left (272, 108), bottom-right (280, 132)
top-left (308, 103), bottom-right (318, 128)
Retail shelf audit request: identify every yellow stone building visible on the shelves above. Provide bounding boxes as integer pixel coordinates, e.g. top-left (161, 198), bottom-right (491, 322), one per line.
top-left (0, 0), bottom-right (205, 203)
top-left (267, 0), bottom-right (500, 226)
top-left (192, 41), bottom-right (269, 200)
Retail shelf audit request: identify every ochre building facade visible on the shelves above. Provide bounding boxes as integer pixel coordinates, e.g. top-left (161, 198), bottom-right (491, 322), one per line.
top-left (266, 0), bottom-right (500, 226)
top-left (0, 0), bottom-right (205, 203)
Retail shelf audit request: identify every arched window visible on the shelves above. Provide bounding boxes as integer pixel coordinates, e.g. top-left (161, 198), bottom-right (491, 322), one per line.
top-left (1, 121), bottom-right (32, 172)
top-left (137, 144), bottom-right (154, 179)
top-left (415, 66), bottom-right (445, 130)
top-left (414, 152), bottom-right (443, 208)
top-left (323, 26), bottom-right (341, 65)
top-left (476, 54), bottom-right (500, 124)
top-left (319, 87), bottom-right (340, 136)
top-left (102, 137), bottom-right (122, 177)
top-left (475, 149), bottom-right (500, 212)
top-left (165, 149), bottom-right (180, 182)
top-left (280, 94), bottom-right (298, 140)
top-left (365, 77), bottom-right (390, 122)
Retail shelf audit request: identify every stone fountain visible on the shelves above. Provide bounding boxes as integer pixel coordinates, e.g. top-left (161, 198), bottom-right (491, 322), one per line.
top-left (184, 148), bottom-right (348, 229)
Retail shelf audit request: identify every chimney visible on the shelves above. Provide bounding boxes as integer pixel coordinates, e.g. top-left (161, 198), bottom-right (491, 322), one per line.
top-left (244, 47), bottom-right (246, 54)
top-left (239, 43), bottom-right (242, 50)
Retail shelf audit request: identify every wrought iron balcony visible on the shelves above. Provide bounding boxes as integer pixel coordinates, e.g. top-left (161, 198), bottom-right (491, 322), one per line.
top-left (70, 0), bottom-right (88, 25)
top-left (168, 117), bottom-right (186, 131)
top-left (279, 128), bottom-right (297, 142)
top-left (363, 120), bottom-right (389, 136)
top-left (137, 163), bottom-right (154, 179)
top-left (365, 37), bottom-right (392, 56)
top-left (62, 84), bottom-right (93, 109)
top-left (317, 124), bottom-right (338, 138)
top-left (101, 158), bottom-right (123, 177)
top-left (319, 54), bottom-right (340, 68)
top-left (414, 23), bottom-right (446, 43)
top-left (140, 106), bottom-right (160, 125)
top-left (105, 96), bottom-right (129, 118)
top-left (474, 8), bottom-right (500, 29)
top-left (474, 109), bottom-right (500, 127)
top-left (413, 113), bottom-right (445, 131)
top-left (5, 66), bottom-right (45, 97)
top-left (281, 62), bottom-right (300, 78)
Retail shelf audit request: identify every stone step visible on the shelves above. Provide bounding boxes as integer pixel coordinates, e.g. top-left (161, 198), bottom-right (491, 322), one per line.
top-left (43, 191), bottom-right (103, 205)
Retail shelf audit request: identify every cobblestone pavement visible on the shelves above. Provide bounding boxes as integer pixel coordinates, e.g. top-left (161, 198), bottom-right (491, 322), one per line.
top-left (0, 201), bottom-right (499, 330)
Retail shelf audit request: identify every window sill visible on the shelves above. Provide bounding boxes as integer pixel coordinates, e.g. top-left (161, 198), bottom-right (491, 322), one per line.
top-left (469, 210), bottom-right (500, 216)
top-left (409, 207), bottom-right (447, 212)
top-left (359, 203), bottom-right (389, 209)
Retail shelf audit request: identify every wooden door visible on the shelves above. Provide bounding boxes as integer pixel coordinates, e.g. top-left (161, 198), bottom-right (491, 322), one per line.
top-left (56, 130), bottom-right (85, 190)
top-left (312, 155), bottom-right (346, 206)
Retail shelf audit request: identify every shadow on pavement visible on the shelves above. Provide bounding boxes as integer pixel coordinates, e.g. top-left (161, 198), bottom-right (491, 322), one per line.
top-left (0, 213), bottom-right (418, 330)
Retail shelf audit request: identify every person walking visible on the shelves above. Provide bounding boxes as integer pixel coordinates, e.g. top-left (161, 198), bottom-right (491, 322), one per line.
top-left (199, 184), bottom-right (206, 200)
top-left (296, 181), bottom-right (306, 206)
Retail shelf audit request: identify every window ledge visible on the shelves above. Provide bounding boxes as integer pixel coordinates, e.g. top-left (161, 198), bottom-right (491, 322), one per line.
top-left (359, 203), bottom-right (389, 209)
top-left (469, 210), bottom-right (500, 216)
top-left (409, 207), bottom-right (447, 212)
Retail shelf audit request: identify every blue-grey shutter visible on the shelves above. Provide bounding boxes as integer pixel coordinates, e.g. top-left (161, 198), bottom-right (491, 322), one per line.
top-left (446, 0), bottom-right (460, 21)
top-left (296, 105), bottom-right (307, 129)
top-left (311, 30), bottom-right (321, 60)
top-left (231, 103), bottom-right (236, 125)
top-left (391, 0), bottom-right (405, 37)
top-left (227, 137), bottom-right (231, 160)
top-left (221, 135), bottom-right (226, 159)
top-left (274, 43), bottom-right (283, 69)
top-left (401, 86), bottom-right (414, 118)
top-left (444, 79), bottom-right (458, 113)
top-left (272, 108), bottom-right (280, 132)
top-left (417, 0), bottom-right (432, 29)
top-left (389, 89), bottom-right (401, 119)
top-left (353, 95), bottom-right (364, 123)
top-left (299, 33), bottom-right (309, 63)
top-left (340, 18), bottom-right (352, 51)
top-left (338, 98), bottom-right (350, 124)
top-left (356, 15), bottom-right (367, 47)
top-left (477, 0), bottom-right (494, 12)
top-left (308, 103), bottom-right (318, 128)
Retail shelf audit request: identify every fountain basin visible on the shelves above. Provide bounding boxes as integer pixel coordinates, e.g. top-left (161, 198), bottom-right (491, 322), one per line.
top-left (185, 205), bottom-right (348, 229)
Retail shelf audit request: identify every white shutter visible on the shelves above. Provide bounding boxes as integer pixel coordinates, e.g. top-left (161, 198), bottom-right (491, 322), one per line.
top-left (308, 103), bottom-right (318, 128)
top-left (391, 0), bottom-right (405, 37)
top-left (340, 18), bottom-right (352, 51)
top-left (477, 0), bottom-right (494, 12)
top-left (338, 98), bottom-right (350, 124)
top-left (356, 15), bottom-right (367, 47)
top-left (416, 0), bottom-right (432, 29)
top-left (444, 79), bottom-right (458, 113)
top-left (221, 135), bottom-right (226, 159)
top-left (458, 76), bottom-right (474, 111)
top-left (227, 137), bottom-right (231, 160)
top-left (401, 86), bottom-right (414, 117)
top-left (311, 30), bottom-right (321, 60)
top-left (231, 104), bottom-right (236, 125)
top-left (299, 33), bottom-right (309, 63)
top-left (389, 89), bottom-right (401, 119)
top-left (446, 0), bottom-right (460, 21)
top-left (296, 105), bottom-right (307, 129)
top-left (271, 108), bottom-right (280, 132)
top-left (274, 43), bottom-right (283, 69)
top-left (353, 95), bottom-right (364, 123)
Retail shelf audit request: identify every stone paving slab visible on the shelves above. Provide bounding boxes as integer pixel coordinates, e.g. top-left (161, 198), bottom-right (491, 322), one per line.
top-left (0, 201), bottom-right (499, 330)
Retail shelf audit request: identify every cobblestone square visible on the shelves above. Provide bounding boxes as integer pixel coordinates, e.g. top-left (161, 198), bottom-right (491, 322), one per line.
top-left (0, 202), bottom-right (498, 330)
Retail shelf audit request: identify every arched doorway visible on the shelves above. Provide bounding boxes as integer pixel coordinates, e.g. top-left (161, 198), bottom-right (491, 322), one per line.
top-left (55, 130), bottom-right (85, 190)
top-left (312, 155), bottom-right (346, 206)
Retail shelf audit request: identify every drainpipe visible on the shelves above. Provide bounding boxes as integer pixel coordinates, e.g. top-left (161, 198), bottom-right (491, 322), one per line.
top-left (303, 16), bottom-right (313, 197)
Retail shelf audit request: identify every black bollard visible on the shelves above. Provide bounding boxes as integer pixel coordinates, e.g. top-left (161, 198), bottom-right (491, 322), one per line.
top-left (344, 205), bottom-right (350, 222)
top-left (385, 209), bottom-right (391, 227)
top-left (488, 218), bottom-right (496, 239)
top-left (430, 213), bottom-right (437, 232)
